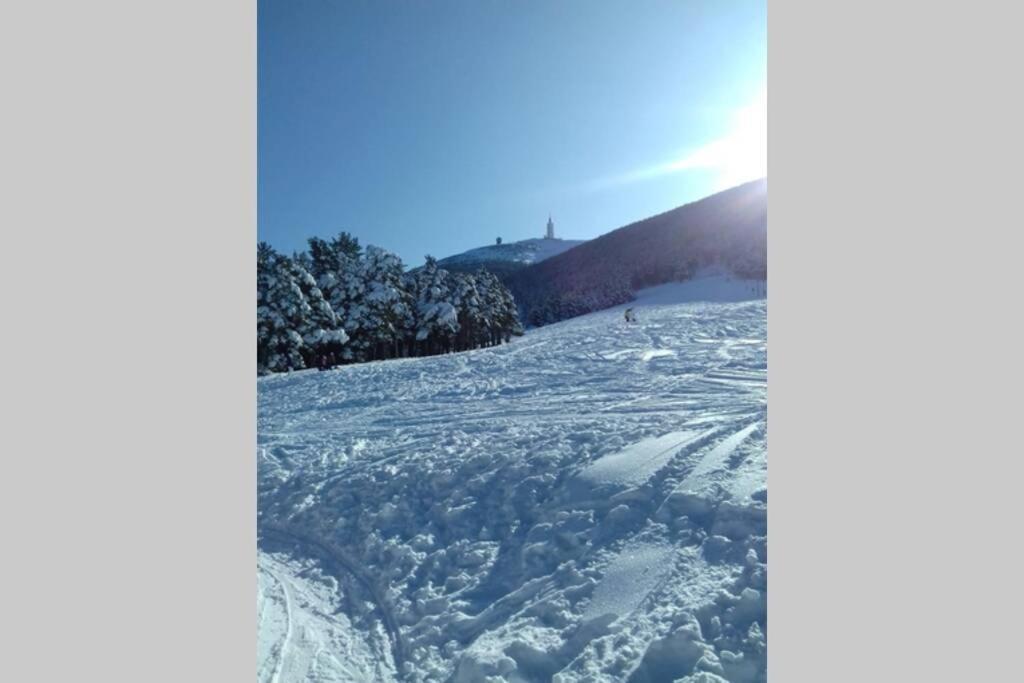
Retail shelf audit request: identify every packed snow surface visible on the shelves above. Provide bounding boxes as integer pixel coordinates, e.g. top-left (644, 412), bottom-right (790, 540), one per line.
top-left (258, 289), bottom-right (767, 682)
top-left (625, 273), bottom-right (766, 307)
top-left (440, 238), bottom-right (585, 267)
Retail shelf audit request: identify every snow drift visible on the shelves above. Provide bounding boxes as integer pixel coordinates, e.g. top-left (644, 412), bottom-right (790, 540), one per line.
top-left (258, 292), bottom-right (767, 682)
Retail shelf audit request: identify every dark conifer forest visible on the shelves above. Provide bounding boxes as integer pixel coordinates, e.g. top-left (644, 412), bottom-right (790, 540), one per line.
top-left (257, 235), bottom-right (523, 375)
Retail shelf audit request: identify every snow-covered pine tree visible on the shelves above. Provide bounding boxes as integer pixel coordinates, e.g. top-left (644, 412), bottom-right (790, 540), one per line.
top-left (472, 268), bottom-right (498, 347)
top-left (292, 250), bottom-right (314, 273)
top-left (257, 243), bottom-right (311, 374)
top-left (331, 232), bottom-right (362, 260)
top-left (259, 236), bottom-right (522, 373)
top-left (257, 242), bottom-right (349, 374)
top-left (307, 237), bottom-right (336, 282)
top-left (494, 275), bottom-right (524, 343)
top-left (400, 269), bottom-right (420, 356)
top-left (359, 246), bottom-right (413, 360)
top-left (412, 256), bottom-right (460, 355)
top-left (257, 242), bottom-right (277, 375)
top-left (475, 269), bottom-right (522, 345)
top-left (308, 234), bottom-right (368, 362)
top-left (286, 256), bottom-right (348, 366)
top-left (452, 272), bottom-right (485, 351)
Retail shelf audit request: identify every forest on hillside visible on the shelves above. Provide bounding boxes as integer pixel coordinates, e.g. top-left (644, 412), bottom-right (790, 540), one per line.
top-left (507, 179), bottom-right (768, 326)
top-left (257, 233), bottom-right (523, 375)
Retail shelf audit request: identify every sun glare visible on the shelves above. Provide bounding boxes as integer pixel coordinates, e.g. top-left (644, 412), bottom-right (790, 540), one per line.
top-left (718, 88), bottom-right (767, 186)
top-left (669, 88), bottom-right (767, 189)
top-left (579, 88), bottom-right (767, 195)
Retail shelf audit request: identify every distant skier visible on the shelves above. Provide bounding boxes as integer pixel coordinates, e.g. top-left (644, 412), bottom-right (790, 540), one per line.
top-left (624, 307), bottom-right (637, 324)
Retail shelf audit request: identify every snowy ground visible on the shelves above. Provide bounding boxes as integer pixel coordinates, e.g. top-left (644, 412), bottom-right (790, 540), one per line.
top-left (258, 282), bottom-right (767, 682)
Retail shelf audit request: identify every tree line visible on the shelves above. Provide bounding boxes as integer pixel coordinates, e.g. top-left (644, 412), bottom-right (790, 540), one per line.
top-left (258, 233), bottom-right (523, 375)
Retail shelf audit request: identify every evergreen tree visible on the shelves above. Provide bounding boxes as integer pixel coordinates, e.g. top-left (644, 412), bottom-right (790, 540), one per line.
top-left (292, 250), bottom-right (313, 272)
top-left (360, 246), bottom-right (413, 360)
top-left (257, 244), bottom-right (310, 374)
top-left (452, 272), bottom-right (485, 351)
top-left (257, 235), bottom-right (523, 374)
top-left (475, 269), bottom-right (522, 344)
top-left (256, 242), bottom-right (277, 375)
top-left (287, 257), bottom-right (347, 365)
top-left (494, 274), bottom-right (524, 342)
top-left (412, 256), bottom-right (460, 355)
top-left (257, 242), bottom-right (348, 374)
top-left (331, 231), bottom-right (362, 259)
top-left (307, 237), bottom-right (336, 282)
top-left (308, 234), bottom-right (367, 362)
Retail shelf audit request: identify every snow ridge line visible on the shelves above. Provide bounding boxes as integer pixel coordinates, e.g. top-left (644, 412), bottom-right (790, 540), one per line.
top-left (653, 420), bottom-right (761, 517)
top-left (258, 524), bottom-right (409, 676)
top-left (264, 568), bottom-right (293, 683)
top-left (562, 427), bottom-right (723, 513)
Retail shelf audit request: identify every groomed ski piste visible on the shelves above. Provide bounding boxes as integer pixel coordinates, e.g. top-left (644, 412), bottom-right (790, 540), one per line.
top-left (258, 275), bottom-right (767, 683)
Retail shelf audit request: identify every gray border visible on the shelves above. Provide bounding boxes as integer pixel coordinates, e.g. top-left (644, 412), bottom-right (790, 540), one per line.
top-left (771, 1), bottom-right (1020, 680)
top-left (2, 1), bottom-right (254, 680)
top-left (5, 1), bottom-right (1020, 680)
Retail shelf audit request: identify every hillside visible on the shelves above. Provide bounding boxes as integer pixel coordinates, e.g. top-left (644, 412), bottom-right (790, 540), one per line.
top-left (506, 179), bottom-right (767, 326)
top-left (258, 292), bottom-right (767, 682)
top-left (438, 237), bottom-right (586, 278)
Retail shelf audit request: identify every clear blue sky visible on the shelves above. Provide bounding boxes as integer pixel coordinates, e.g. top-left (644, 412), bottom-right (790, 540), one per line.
top-left (259, 0), bottom-right (766, 267)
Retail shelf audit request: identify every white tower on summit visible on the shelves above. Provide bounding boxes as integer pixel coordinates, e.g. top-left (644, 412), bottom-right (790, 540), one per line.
top-left (545, 215), bottom-right (555, 240)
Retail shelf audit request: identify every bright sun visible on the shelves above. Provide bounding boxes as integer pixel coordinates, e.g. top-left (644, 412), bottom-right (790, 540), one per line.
top-left (719, 88), bottom-right (767, 186)
top-left (579, 88), bottom-right (767, 194)
top-left (669, 88), bottom-right (767, 189)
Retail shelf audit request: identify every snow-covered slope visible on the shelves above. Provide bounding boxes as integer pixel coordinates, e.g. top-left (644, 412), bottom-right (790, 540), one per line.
top-left (626, 273), bottom-right (767, 307)
top-left (258, 295), bottom-right (767, 682)
top-left (505, 180), bottom-right (767, 326)
top-left (439, 238), bottom-right (585, 268)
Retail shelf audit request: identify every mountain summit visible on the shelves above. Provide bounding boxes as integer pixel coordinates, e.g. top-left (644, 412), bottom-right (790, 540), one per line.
top-left (438, 236), bottom-right (585, 271)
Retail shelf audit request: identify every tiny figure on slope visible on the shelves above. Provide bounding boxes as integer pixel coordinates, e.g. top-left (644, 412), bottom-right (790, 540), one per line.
top-left (624, 307), bottom-right (637, 324)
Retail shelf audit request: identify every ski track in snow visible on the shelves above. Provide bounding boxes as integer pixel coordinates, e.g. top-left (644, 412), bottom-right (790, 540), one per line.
top-left (259, 295), bottom-right (767, 682)
top-left (266, 568), bottom-right (293, 683)
top-left (582, 540), bottom-right (677, 621)
top-left (258, 545), bottom-right (399, 682)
